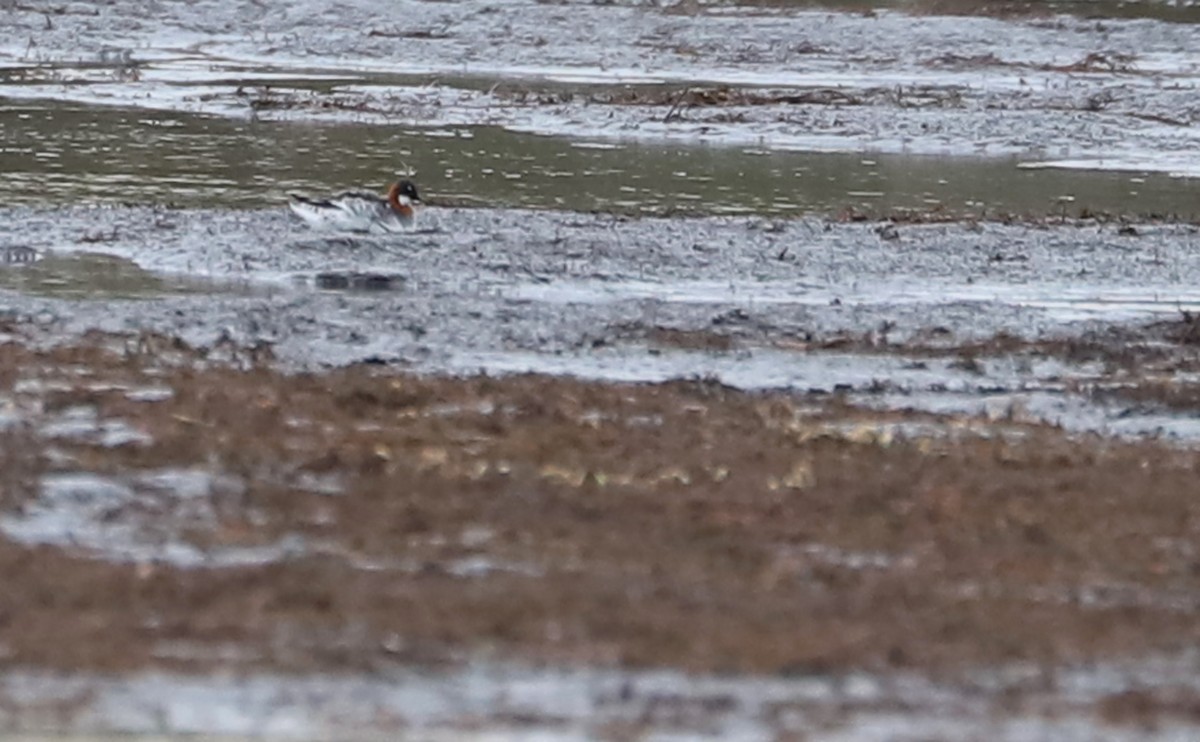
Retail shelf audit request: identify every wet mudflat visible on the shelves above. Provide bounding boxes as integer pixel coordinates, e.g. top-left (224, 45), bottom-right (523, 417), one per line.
top-left (4, 202), bottom-right (1200, 444)
top-left (2, 210), bottom-right (1200, 739)
top-left (4, 0), bottom-right (1200, 738)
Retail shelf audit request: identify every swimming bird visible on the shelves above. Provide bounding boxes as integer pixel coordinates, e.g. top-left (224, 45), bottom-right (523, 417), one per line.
top-left (288, 180), bottom-right (422, 233)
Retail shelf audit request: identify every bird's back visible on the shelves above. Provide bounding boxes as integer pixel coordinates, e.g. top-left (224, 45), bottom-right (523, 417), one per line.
top-left (289, 192), bottom-right (388, 232)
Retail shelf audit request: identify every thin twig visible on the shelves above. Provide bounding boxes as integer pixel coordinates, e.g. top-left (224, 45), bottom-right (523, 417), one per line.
top-left (663, 87), bottom-right (691, 123)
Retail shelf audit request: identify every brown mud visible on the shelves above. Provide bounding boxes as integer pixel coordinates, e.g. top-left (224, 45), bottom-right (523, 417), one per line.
top-left (3, 325), bottom-right (1200, 689)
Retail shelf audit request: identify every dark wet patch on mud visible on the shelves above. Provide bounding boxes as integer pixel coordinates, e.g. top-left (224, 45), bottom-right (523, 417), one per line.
top-left (0, 252), bottom-right (267, 300)
top-left (1098, 687), bottom-right (1200, 729)
top-left (494, 82), bottom-right (966, 111)
top-left (622, 311), bottom-right (1200, 370)
top-left (310, 271), bottom-right (405, 292)
top-left (926, 49), bottom-right (1139, 73)
top-left (1089, 380), bottom-right (1200, 417)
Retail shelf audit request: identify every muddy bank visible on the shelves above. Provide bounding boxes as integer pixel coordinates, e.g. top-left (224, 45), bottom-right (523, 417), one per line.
top-left (2, 327), bottom-right (1200, 737)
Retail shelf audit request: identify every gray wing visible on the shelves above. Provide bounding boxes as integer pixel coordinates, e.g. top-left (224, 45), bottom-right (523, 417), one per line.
top-left (332, 193), bottom-right (392, 222)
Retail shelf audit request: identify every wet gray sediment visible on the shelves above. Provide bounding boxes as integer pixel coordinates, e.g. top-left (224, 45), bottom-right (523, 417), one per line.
top-left (1, 204), bottom-right (1199, 438)
top-left (2, 204), bottom-right (1196, 353)
top-left (6, 655), bottom-right (1200, 741)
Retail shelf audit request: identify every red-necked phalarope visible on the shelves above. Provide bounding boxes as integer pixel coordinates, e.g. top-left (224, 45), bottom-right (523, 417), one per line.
top-left (288, 179), bottom-right (422, 233)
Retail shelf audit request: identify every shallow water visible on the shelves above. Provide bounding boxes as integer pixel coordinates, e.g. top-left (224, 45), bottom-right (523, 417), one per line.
top-left (0, 251), bottom-right (263, 299)
top-left (4, 101), bottom-right (1200, 218)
